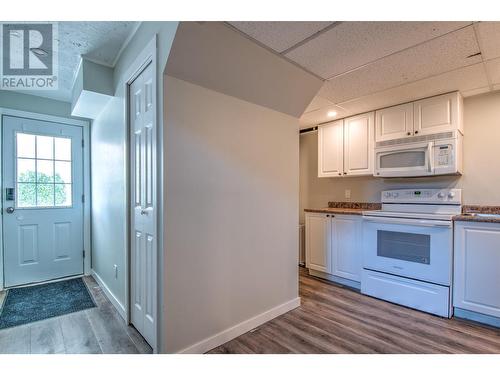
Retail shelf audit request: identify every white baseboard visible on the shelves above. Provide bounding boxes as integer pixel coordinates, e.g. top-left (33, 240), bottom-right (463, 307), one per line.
top-left (91, 270), bottom-right (127, 321)
top-left (177, 297), bottom-right (301, 354)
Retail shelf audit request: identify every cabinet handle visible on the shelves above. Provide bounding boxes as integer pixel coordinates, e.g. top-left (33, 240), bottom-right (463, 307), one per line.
top-left (414, 130), bottom-right (419, 134)
top-left (407, 132), bottom-right (411, 136)
top-left (326, 215), bottom-right (330, 217)
top-left (338, 172), bottom-right (342, 176)
top-left (343, 172), bottom-right (347, 175)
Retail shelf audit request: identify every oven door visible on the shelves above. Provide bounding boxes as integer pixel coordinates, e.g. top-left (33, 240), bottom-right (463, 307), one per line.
top-left (374, 141), bottom-right (433, 177)
top-left (362, 216), bottom-right (452, 286)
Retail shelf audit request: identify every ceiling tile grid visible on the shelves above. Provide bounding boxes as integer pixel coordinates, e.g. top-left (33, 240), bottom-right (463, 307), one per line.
top-left (318, 25), bottom-right (482, 104)
top-left (284, 21), bottom-right (471, 79)
top-left (227, 21), bottom-right (333, 53)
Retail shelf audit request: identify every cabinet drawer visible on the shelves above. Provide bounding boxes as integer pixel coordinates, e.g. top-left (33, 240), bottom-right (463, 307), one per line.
top-left (361, 269), bottom-right (450, 317)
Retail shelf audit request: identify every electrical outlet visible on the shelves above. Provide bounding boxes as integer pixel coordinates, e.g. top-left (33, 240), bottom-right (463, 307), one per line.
top-left (345, 189), bottom-right (351, 199)
top-left (114, 264), bottom-right (118, 279)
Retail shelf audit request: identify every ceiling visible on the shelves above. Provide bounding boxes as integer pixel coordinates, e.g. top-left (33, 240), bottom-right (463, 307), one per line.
top-left (10, 21), bottom-right (139, 102)
top-left (228, 21), bottom-right (500, 128)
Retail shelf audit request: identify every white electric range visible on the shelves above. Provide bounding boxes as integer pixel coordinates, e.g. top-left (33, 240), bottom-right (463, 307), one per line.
top-left (361, 188), bottom-right (462, 318)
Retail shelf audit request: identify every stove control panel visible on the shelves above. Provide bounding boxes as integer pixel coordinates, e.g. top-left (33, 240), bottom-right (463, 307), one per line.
top-left (381, 189), bottom-right (462, 205)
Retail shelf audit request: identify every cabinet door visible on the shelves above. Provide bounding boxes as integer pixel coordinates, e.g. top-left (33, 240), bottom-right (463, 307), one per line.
top-left (331, 215), bottom-right (362, 282)
top-left (343, 112), bottom-right (374, 176)
top-left (414, 92), bottom-right (460, 136)
top-left (318, 120), bottom-right (343, 177)
top-left (305, 213), bottom-right (332, 273)
top-left (375, 103), bottom-right (414, 142)
top-left (454, 222), bottom-right (500, 318)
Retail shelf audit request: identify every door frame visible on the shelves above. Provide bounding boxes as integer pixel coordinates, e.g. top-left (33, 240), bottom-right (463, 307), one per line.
top-left (124, 35), bottom-right (159, 353)
top-left (0, 108), bottom-right (91, 291)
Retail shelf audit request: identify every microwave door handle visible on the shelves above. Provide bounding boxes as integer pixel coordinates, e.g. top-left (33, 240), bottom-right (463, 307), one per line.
top-left (427, 142), bottom-right (434, 173)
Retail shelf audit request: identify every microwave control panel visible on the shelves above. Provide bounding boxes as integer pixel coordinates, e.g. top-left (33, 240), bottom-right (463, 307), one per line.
top-left (434, 144), bottom-right (453, 167)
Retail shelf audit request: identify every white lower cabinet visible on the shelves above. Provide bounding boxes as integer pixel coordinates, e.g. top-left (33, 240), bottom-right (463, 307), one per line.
top-left (454, 221), bottom-right (500, 319)
top-left (305, 212), bottom-right (362, 284)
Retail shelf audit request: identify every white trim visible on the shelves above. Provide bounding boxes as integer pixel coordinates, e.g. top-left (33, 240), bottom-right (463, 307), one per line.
top-left (177, 297), bottom-right (301, 354)
top-left (91, 270), bottom-right (127, 321)
top-left (123, 35), bottom-right (158, 353)
top-left (0, 107), bottom-right (91, 291)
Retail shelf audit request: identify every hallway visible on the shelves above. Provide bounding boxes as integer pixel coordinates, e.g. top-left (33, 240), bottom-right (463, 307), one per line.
top-left (0, 276), bottom-right (152, 354)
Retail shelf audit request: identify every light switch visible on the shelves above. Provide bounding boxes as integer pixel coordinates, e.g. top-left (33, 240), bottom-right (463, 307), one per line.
top-left (345, 189), bottom-right (351, 199)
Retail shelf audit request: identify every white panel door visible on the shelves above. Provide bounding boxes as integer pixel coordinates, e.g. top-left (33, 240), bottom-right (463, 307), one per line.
top-left (414, 92), bottom-right (459, 136)
top-left (331, 215), bottom-right (362, 282)
top-left (305, 213), bottom-right (332, 273)
top-left (2, 116), bottom-right (83, 287)
top-left (318, 120), bottom-right (343, 177)
top-left (343, 112), bottom-right (374, 176)
top-left (130, 62), bottom-right (157, 347)
top-left (454, 222), bottom-right (500, 318)
top-left (375, 103), bottom-right (414, 142)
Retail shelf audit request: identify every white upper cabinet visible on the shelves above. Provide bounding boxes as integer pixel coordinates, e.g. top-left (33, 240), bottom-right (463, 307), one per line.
top-left (375, 103), bottom-right (414, 142)
top-left (414, 92), bottom-right (463, 136)
top-left (318, 119), bottom-right (344, 177)
top-left (344, 112), bottom-right (374, 176)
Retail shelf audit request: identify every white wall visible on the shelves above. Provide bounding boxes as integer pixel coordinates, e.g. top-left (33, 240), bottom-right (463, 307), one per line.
top-left (299, 91), bottom-right (500, 223)
top-left (90, 22), bottom-right (178, 318)
top-left (163, 76), bottom-right (300, 353)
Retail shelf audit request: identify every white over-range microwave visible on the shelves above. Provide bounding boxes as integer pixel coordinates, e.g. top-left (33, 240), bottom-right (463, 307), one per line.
top-left (373, 131), bottom-right (463, 178)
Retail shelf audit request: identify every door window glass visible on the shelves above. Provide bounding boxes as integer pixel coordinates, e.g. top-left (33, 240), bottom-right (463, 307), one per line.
top-left (377, 230), bottom-right (430, 264)
top-left (16, 133), bottom-right (72, 208)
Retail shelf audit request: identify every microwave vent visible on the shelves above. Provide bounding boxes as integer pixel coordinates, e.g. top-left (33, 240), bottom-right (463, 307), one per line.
top-left (376, 131), bottom-right (454, 148)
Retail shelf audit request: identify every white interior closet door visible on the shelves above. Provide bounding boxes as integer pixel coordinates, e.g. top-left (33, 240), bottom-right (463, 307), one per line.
top-left (130, 62), bottom-right (157, 348)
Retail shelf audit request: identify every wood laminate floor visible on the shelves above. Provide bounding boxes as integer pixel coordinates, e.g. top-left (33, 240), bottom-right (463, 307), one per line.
top-left (0, 276), bottom-right (152, 354)
top-left (208, 267), bottom-right (500, 354)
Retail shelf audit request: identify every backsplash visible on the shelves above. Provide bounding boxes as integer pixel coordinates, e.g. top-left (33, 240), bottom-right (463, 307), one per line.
top-left (327, 202), bottom-right (381, 210)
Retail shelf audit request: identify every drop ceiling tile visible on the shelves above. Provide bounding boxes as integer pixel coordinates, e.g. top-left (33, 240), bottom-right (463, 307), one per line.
top-left (285, 21), bottom-right (471, 79)
top-left (484, 57), bottom-right (500, 84)
top-left (303, 95), bottom-right (334, 113)
top-left (475, 22), bottom-right (500, 60)
top-left (461, 86), bottom-right (491, 97)
top-left (227, 22), bottom-right (333, 53)
top-left (299, 104), bottom-right (349, 128)
top-left (336, 62), bottom-right (488, 115)
top-left (319, 26), bottom-right (481, 104)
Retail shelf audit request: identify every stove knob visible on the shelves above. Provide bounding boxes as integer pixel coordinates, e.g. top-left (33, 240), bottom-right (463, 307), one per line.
top-left (438, 192), bottom-right (445, 199)
top-left (448, 192), bottom-right (455, 199)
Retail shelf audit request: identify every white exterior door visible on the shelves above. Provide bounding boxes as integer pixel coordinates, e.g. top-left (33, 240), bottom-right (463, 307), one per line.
top-left (2, 116), bottom-right (83, 287)
top-left (375, 103), bottom-right (414, 142)
top-left (305, 213), bottom-right (332, 273)
top-left (130, 62), bottom-right (157, 347)
top-left (343, 112), bottom-right (374, 176)
top-left (318, 120), bottom-right (343, 177)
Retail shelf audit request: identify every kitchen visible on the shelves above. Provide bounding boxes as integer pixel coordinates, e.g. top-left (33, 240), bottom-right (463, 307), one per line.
top-left (301, 88), bottom-right (500, 328)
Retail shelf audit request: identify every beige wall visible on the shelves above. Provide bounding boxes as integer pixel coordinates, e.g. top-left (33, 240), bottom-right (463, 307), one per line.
top-left (163, 76), bottom-right (299, 353)
top-left (300, 91), bottom-right (500, 223)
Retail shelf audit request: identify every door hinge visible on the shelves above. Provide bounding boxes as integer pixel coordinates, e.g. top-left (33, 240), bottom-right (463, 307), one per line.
top-left (83, 250), bottom-right (85, 259)
top-left (81, 194), bottom-right (85, 203)
top-left (81, 139), bottom-right (84, 148)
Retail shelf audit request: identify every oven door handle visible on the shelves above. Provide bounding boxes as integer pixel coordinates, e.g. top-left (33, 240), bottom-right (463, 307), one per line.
top-left (363, 216), bottom-right (452, 228)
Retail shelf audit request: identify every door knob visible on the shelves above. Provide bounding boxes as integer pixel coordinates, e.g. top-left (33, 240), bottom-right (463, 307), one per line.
top-left (140, 209), bottom-right (148, 215)
top-left (6, 207), bottom-right (15, 214)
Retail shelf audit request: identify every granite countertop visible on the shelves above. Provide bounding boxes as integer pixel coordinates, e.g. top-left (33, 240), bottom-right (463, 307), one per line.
top-left (304, 202), bottom-right (381, 216)
top-left (453, 205), bottom-right (500, 223)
